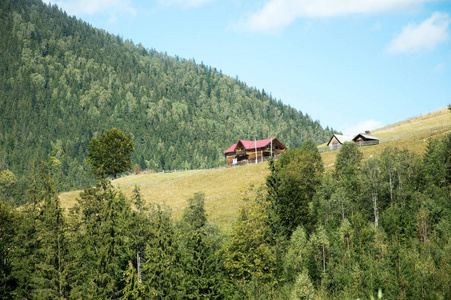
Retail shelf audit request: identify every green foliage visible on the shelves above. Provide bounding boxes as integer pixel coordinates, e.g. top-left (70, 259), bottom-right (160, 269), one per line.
top-left (220, 188), bottom-right (277, 284)
top-left (121, 261), bottom-right (145, 300)
top-left (422, 134), bottom-right (451, 188)
top-left (10, 163), bottom-right (69, 299)
top-left (142, 204), bottom-right (184, 298)
top-left (266, 141), bottom-right (324, 237)
top-left (68, 179), bottom-right (131, 299)
top-left (0, 0), bottom-right (336, 200)
top-left (291, 270), bottom-right (315, 300)
top-left (4, 133), bottom-right (451, 298)
top-left (180, 192), bottom-right (225, 298)
top-left (182, 192), bottom-right (207, 230)
top-left (0, 170), bottom-right (17, 206)
top-left (0, 200), bottom-right (16, 298)
top-left (86, 128), bottom-right (134, 179)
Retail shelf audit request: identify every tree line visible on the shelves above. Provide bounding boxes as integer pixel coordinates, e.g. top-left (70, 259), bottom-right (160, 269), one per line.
top-left (0, 0), bottom-right (336, 204)
top-left (1, 131), bottom-right (450, 299)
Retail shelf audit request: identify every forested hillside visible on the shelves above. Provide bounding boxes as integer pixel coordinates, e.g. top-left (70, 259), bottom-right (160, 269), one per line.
top-left (2, 132), bottom-right (450, 299)
top-left (0, 0), bottom-right (335, 200)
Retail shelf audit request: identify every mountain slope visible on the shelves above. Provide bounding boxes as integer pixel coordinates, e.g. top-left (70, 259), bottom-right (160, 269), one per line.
top-left (60, 107), bottom-right (451, 230)
top-left (0, 0), bottom-right (335, 199)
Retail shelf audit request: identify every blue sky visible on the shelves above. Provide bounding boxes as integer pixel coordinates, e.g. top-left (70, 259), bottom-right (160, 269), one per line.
top-left (49, 0), bottom-right (451, 135)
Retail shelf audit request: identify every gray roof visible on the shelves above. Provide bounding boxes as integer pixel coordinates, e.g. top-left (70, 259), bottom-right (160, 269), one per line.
top-left (327, 134), bottom-right (354, 146)
top-left (353, 133), bottom-right (379, 141)
top-left (335, 134), bottom-right (354, 143)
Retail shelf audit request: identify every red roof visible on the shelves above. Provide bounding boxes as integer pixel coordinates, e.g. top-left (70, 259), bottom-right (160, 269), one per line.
top-left (223, 138), bottom-right (285, 154)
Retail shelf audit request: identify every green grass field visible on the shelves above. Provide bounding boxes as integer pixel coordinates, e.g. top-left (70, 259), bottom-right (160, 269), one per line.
top-left (60, 162), bottom-right (270, 231)
top-left (59, 107), bottom-right (451, 230)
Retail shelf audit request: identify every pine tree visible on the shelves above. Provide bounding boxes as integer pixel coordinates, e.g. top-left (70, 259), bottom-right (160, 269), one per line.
top-left (180, 192), bottom-right (224, 299)
top-left (142, 204), bottom-right (183, 298)
top-left (121, 261), bottom-right (144, 300)
top-left (266, 141), bottom-right (324, 238)
top-left (10, 166), bottom-right (44, 298)
top-left (220, 188), bottom-right (276, 284)
top-left (0, 200), bottom-right (16, 298)
top-left (32, 163), bottom-right (68, 299)
top-left (69, 180), bottom-right (132, 299)
top-left (11, 163), bottom-right (68, 299)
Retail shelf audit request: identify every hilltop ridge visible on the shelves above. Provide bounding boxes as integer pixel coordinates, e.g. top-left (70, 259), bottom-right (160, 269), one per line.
top-left (0, 0), bottom-right (335, 201)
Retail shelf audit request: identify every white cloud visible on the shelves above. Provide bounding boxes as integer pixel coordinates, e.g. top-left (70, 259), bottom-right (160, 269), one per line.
top-left (49, 0), bottom-right (136, 17)
top-left (386, 12), bottom-right (451, 54)
top-left (371, 21), bottom-right (382, 31)
top-left (433, 63), bottom-right (446, 72)
top-left (159, 0), bottom-right (213, 8)
top-left (340, 119), bottom-right (382, 136)
top-left (237, 0), bottom-right (431, 33)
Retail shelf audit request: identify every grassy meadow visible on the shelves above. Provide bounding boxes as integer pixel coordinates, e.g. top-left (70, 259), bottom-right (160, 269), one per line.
top-left (60, 162), bottom-right (270, 231)
top-left (59, 107), bottom-right (451, 229)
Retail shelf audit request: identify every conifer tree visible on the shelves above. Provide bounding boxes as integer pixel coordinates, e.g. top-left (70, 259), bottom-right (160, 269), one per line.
top-left (266, 141), bottom-right (324, 238)
top-left (121, 261), bottom-right (145, 300)
top-left (32, 163), bottom-right (68, 299)
top-left (334, 142), bottom-right (363, 212)
top-left (130, 186), bottom-right (148, 285)
top-left (220, 188), bottom-right (276, 284)
top-left (0, 200), bottom-right (16, 298)
top-left (180, 192), bottom-right (224, 299)
top-left (142, 204), bottom-right (183, 298)
top-left (69, 180), bottom-right (132, 299)
top-left (10, 166), bottom-right (44, 298)
top-left (11, 163), bottom-right (68, 299)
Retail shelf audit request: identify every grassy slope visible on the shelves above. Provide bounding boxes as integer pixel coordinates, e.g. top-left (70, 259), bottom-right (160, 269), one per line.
top-left (60, 162), bottom-right (270, 231)
top-left (321, 108), bottom-right (451, 168)
top-left (59, 108), bottom-right (451, 230)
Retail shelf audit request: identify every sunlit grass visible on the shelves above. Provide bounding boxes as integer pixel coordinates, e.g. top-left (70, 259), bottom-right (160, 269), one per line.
top-left (60, 162), bottom-right (269, 231)
top-left (59, 108), bottom-right (451, 229)
top-left (372, 107), bottom-right (450, 138)
top-left (321, 108), bottom-right (451, 170)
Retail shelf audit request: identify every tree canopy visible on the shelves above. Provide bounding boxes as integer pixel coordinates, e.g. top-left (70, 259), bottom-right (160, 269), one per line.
top-left (2, 133), bottom-right (451, 299)
top-left (0, 0), bottom-right (336, 202)
top-left (86, 128), bottom-right (134, 179)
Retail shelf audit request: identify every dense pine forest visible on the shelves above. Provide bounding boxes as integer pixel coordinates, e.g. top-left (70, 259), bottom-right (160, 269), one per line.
top-left (0, 0), bottom-right (335, 202)
top-left (2, 1), bottom-right (450, 299)
top-left (1, 133), bottom-right (450, 299)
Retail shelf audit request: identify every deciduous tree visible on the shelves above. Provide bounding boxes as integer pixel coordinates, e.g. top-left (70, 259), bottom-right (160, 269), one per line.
top-left (86, 128), bottom-right (134, 179)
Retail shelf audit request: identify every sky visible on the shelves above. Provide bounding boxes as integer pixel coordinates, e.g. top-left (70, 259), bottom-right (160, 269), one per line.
top-left (48, 0), bottom-right (451, 135)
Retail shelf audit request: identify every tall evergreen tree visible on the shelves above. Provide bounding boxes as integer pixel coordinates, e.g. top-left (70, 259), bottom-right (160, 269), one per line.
top-left (142, 204), bottom-right (183, 298)
top-left (69, 180), bottom-right (132, 299)
top-left (180, 192), bottom-right (224, 299)
top-left (0, 200), bottom-right (16, 298)
top-left (334, 142), bottom-right (363, 212)
top-left (32, 163), bottom-right (68, 299)
top-left (266, 141), bottom-right (324, 238)
top-left (11, 163), bottom-right (68, 299)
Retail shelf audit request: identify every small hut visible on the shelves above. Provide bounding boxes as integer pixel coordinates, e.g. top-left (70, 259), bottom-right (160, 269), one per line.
top-left (353, 133), bottom-right (380, 146)
top-left (326, 134), bottom-right (354, 150)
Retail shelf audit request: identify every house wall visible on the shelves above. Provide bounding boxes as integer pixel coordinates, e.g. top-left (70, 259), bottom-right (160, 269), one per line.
top-left (329, 136), bottom-right (340, 145)
top-left (225, 147), bottom-right (286, 165)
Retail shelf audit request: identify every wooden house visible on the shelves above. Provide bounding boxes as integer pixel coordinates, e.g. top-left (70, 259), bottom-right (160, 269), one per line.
top-left (353, 133), bottom-right (380, 146)
top-left (224, 138), bottom-right (287, 166)
top-left (326, 134), bottom-right (354, 150)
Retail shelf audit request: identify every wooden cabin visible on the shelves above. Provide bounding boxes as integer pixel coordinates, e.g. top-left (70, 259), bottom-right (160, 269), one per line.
top-left (353, 133), bottom-right (380, 146)
top-left (326, 134), bottom-right (354, 150)
top-left (224, 138), bottom-right (287, 166)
